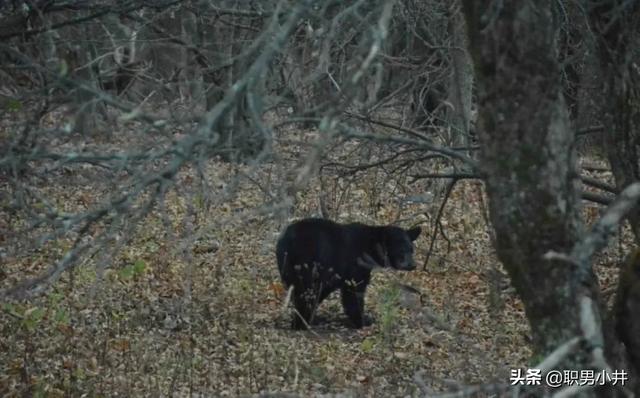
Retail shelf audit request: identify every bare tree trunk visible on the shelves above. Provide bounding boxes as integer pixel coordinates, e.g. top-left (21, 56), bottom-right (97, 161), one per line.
top-left (589, 0), bottom-right (640, 379)
top-left (568, 10), bottom-right (606, 153)
top-left (445, 6), bottom-right (474, 149)
top-left (462, 0), bottom-right (591, 360)
top-left (196, 7), bottom-right (267, 162)
top-left (575, 42), bottom-right (606, 152)
top-left (70, 24), bottom-right (105, 135)
top-left (464, 2), bottom-right (640, 393)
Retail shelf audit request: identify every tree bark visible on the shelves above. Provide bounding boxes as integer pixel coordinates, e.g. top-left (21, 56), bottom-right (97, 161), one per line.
top-left (445, 6), bottom-right (474, 149)
top-left (589, 0), bottom-right (640, 380)
top-left (463, 2), bottom-right (640, 393)
top-left (196, 8), bottom-right (267, 162)
top-left (462, 0), bottom-right (593, 361)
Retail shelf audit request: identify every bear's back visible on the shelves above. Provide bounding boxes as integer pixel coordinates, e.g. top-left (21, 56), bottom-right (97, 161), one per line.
top-left (276, 218), bottom-right (375, 284)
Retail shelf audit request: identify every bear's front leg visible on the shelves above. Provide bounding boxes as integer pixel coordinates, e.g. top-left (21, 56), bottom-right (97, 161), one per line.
top-left (291, 287), bottom-right (318, 330)
top-left (340, 286), bottom-right (372, 328)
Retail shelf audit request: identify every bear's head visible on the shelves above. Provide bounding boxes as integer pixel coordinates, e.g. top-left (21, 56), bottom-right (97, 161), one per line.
top-left (381, 226), bottom-right (421, 271)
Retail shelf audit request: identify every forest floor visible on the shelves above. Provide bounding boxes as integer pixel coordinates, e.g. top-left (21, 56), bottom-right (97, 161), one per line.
top-left (0, 120), bottom-right (628, 397)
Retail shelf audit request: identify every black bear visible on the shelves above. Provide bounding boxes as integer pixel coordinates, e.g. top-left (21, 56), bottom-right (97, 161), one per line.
top-left (276, 218), bottom-right (421, 329)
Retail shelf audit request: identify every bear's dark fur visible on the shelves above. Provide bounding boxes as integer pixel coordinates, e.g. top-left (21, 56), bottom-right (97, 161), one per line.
top-left (276, 218), bottom-right (421, 329)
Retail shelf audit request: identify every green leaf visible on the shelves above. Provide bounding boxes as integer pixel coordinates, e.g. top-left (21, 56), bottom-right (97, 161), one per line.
top-left (54, 308), bottom-right (70, 326)
top-left (3, 302), bottom-right (16, 314)
top-left (119, 265), bottom-right (135, 279)
top-left (23, 307), bottom-right (45, 331)
top-left (73, 366), bottom-right (85, 379)
top-left (133, 259), bottom-right (146, 275)
top-left (48, 290), bottom-right (64, 305)
top-left (361, 337), bottom-right (376, 353)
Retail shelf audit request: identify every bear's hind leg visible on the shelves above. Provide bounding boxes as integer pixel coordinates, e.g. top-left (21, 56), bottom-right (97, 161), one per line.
top-left (340, 287), bottom-right (372, 328)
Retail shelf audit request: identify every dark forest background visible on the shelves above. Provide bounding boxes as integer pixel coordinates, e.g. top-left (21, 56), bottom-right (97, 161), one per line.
top-left (1, 1), bottom-right (639, 396)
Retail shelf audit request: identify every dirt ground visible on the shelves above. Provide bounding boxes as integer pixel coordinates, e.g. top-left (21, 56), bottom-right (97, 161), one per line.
top-left (0, 125), bottom-right (626, 397)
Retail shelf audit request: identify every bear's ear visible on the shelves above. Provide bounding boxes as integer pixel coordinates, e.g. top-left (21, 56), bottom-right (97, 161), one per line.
top-left (407, 226), bottom-right (421, 241)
